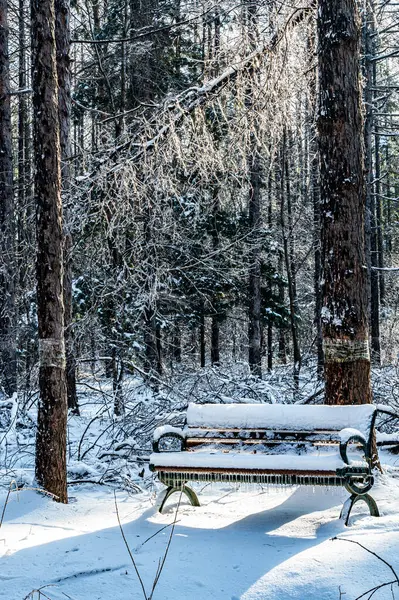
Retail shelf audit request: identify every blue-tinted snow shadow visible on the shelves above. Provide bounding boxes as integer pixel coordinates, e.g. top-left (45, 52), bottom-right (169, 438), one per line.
top-left (0, 486), bottom-right (357, 600)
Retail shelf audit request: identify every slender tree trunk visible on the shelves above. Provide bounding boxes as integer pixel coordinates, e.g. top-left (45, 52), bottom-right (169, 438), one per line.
top-left (276, 152), bottom-right (287, 365)
top-left (143, 202), bottom-right (162, 381)
top-left (55, 0), bottom-right (79, 413)
top-left (364, 4), bottom-right (381, 365)
top-left (18, 0), bottom-right (34, 399)
top-left (307, 22), bottom-right (323, 375)
top-left (374, 120), bottom-right (384, 305)
top-left (200, 306), bottom-right (206, 368)
top-left (384, 135), bottom-right (392, 260)
top-left (248, 149), bottom-right (263, 377)
top-left (313, 152), bottom-right (323, 375)
top-left (318, 0), bottom-right (372, 405)
top-left (173, 320), bottom-right (181, 363)
top-left (0, 0), bottom-right (17, 397)
top-left (32, 0), bottom-right (68, 502)
top-left (245, 0), bottom-right (262, 377)
top-left (211, 187), bottom-right (220, 367)
top-left (211, 317), bottom-right (220, 366)
top-left (267, 160), bottom-right (273, 371)
top-left (281, 131), bottom-right (301, 389)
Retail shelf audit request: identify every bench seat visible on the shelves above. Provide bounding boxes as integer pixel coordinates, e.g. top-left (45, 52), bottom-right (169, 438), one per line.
top-left (150, 450), bottom-right (368, 473)
top-left (150, 403), bottom-right (379, 524)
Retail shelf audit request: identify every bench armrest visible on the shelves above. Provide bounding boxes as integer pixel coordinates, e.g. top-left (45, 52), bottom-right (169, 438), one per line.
top-left (339, 428), bottom-right (368, 465)
top-left (153, 426), bottom-right (187, 452)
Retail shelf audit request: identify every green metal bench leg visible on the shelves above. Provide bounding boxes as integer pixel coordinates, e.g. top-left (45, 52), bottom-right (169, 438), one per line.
top-left (158, 485), bottom-right (200, 514)
top-left (340, 493), bottom-right (380, 526)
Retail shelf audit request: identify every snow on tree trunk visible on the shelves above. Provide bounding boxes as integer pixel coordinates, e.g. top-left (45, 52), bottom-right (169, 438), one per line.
top-left (317, 0), bottom-right (372, 405)
top-left (32, 0), bottom-right (68, 502)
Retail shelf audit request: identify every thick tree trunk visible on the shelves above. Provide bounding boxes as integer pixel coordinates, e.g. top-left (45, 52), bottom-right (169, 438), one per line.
top-left (32, 0), bottom-right (68, 502)
top-left (55, 0), bottom-right (79, 413)
top-left (0, 0), bottom-right (17, 397)
top-left (318, 0), bottom-right (372, 405)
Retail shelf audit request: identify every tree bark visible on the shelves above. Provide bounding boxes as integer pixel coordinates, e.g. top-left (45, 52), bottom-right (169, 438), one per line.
top-left (248, 148), bottom-right (263, 377)
top-left (55, 0), bottom-right (79, 413)
top-left (246, 0), bottom-right (263, 378)
top-left (200, 306), bottom-right (206, 368)
top-left (267, 159), bottom-right (273, 372)
top-left (281, 131), bottom-right (301, 389)
top-left (307, 22), bottom-right (324, 376)
top-left (0, 0), bottom-right (17, 397)
top-left (32, 0), bottom-right (68, 502)
top-left (211, 316), bottom-right (220, 367)
top-left (318, 0), bottom-right (372, 405)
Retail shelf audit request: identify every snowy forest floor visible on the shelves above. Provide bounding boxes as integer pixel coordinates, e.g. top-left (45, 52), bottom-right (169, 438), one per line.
top-left (2, 363), bottom-right (399, 600)
top-left (2, 471), bottom-right (399, 600)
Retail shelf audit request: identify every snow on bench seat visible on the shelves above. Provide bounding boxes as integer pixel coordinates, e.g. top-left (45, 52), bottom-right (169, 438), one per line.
top-left (150, 450), bottom-right (367, 473)
top-left (186, 403), bottom-right (376, 437)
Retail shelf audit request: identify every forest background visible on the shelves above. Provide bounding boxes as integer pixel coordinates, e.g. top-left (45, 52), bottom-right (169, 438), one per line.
top-left (1, 0), bottom-right (399, 500)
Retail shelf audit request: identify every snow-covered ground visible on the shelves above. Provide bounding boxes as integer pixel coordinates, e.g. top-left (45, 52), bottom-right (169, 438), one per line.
top-left (2, 463), bottom-right (399, 600)
top-left (2, 365), bottom-right (399, 600)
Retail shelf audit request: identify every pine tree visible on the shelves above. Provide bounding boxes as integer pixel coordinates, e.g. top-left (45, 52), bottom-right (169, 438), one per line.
top-left (32, 0), bottom-right (68, 502)
top-left (318, 0), bottom-right (372, 404)
top-left (0, 0), bottom-right (17, 398)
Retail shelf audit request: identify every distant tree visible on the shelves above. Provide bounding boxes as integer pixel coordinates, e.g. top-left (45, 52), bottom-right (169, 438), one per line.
top-left (0, 0), bottom-right (17, 397)
top-left (32, 0), bottom-right (68, 502)
top-left (318, 0), bottom-right (372, 404)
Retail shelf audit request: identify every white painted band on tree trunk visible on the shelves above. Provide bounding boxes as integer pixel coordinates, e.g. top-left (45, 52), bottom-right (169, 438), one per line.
top-left (39, 338), bottom-right (66, 369)
top-left (323, 339), bottom-right (370, 363)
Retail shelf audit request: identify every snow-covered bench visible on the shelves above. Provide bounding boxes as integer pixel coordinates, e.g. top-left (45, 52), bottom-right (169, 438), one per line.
top-left (150, 403), bottom-right (380, 524)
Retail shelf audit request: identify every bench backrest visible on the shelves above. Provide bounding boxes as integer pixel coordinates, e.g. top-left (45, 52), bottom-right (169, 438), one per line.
top-left (186, 403), bottom-right (376, 439)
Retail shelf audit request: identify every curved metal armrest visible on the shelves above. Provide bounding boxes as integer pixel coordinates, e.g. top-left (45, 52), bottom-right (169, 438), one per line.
top-left (339, 428), bottom-right (369, 465)
top-left (152, 430), bottom-right (187, 452)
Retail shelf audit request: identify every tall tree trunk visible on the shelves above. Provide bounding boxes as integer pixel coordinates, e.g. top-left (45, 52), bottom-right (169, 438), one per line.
top-left (276, 153), bottom-right (287, 365)
top-left (55, 0), bottom-right (79, 413)
top-left (374, 119), bottom-right (384, 305)
top-left (384, 134), bottom-right (392, 260)
top-left (281, 131), bottom-right (301, 389)
top-left (0, 0), bottom-right (17, 397)
top-left (363, 4), bottom-right (381, 365)
top-left (245, 0), bottom-right (262, 377)
top-left (32, 0), bottom-right (68, 503)
top-left (173, 320), bottom-right (181, 363)
top-left (210, 187), bottom-right (220, 367)
top-left (248, 148), bottom-right (263, 377)
top-left (200, 306), bottom-right (206, 368)
top-left (211, 316), bottom-right (220, 366)
top-left (318, 0), bottom-right (372, 405)
top-left (267, 159), bottom-right (273, 372)
top-left (18, 0), bottom-right (34, 399)
top-left (307, 22), bottom-right (323, 376)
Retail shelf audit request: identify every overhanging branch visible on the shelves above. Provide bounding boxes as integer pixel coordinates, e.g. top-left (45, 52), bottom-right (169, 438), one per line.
top-left (80, 3), bottom-right (315, 182)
